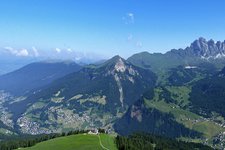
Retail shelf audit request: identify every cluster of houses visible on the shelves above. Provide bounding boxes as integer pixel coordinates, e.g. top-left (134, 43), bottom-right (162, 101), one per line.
top-left (87, 128), bottom-right (112, 135)
top-left (88, 128), bottom-right (99, 135)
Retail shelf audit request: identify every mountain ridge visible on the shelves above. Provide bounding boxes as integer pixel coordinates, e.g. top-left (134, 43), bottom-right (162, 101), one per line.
top-left (127, 37), bottom-right (225, 73)
top-left (0, 61), bottom-right (82, 95)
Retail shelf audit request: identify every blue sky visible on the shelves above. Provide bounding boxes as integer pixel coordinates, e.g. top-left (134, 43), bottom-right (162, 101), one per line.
top-left (0, 0), bottom-right (225, 59)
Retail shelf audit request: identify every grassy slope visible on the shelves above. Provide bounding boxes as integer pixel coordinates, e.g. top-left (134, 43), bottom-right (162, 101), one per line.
top-left (19, 134), bottom-right (117, 150)
top-left (144, 87), bottom-right (225, 144)
top-left (165, 86), bottom-right (191, 107)
top-left (100, 134), bottom-right (117, 150)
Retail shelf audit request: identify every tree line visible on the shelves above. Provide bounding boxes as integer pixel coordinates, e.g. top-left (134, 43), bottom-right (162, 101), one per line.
top-left (115, 133), bottom-right (213, 150)
top-left (0, 130), bottom-right (89, 150)
top-left (0, 130), bottom-right (213, 150)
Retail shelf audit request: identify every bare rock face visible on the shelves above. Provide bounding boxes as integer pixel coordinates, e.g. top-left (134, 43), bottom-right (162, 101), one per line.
top-left (114, 58), bottom-right (126, 73)
top-left (188, 37), bottom-right (225, 59)
top-left (102, 55), bottom-right (154, 107)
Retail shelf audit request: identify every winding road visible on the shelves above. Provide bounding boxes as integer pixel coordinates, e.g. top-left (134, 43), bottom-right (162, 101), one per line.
top-left (98, 135), bottom-right (110, 150)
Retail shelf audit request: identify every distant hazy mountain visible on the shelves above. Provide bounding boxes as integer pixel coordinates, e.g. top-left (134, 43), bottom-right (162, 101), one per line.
top-left (0, 49), bottom-right (105, 75)
top-left (0, 61), bottom-right (81, 95)
top-left (0, 56), bottom-right (39, 75)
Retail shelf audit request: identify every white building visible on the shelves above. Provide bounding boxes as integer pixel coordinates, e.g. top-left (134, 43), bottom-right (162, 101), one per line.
top-left (88, 129), bottom-right (99, 135)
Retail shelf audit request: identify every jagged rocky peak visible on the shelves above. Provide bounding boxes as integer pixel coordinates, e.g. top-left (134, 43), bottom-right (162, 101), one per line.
top-left (103, 55), bottom-right (139, 77)
top-left (110, 55), bottom-right (125, 63)
top-left (113, 56), bottom-right (126, 72)
top-left (104, 55), bottom-right (123, 64)
top-left (189, 37), bottom-right (225, 58)
top-left (103, 55), bottom-right (126, 72)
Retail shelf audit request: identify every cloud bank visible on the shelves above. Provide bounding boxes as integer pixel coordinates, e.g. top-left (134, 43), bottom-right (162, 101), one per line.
top-left (2, 46), bottom-right (106, 64)
top-left (4, 47), bottom-right (29, 57)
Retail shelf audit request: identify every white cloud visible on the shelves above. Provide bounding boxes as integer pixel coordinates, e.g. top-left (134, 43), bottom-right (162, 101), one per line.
top-left (74, 56), bottom-right (81, 61)
top-left (4, 47), bottom-right (29, 57)
top-left (2, 46), bottom-right (105, 63)
top-left (17, 49), bottom-right (29, 56)
top-left (127, 34), bottom-right (133, 41)
top-left (4, 46), bottom-right (17, 54)
top-left (136, 41), bottom-right (143, 48)
top-left (127, 13), bottom-right (134, 23)
top-left (123, 12), bottom-right (135, 24)
top-left (55, 48), bottom-right (61, 53)
top-left (67, 48), bottom-right (72, 53)
top-left (32, 47), bottom-right (39, 57)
